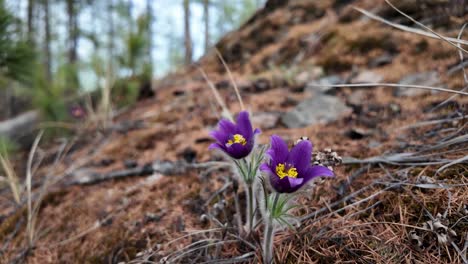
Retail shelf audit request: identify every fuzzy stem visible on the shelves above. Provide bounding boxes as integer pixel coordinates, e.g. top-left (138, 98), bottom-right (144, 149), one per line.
top-left (246, 182), bottom-right (255, 233)
top-left (263, 192), bottom-right (280, 264)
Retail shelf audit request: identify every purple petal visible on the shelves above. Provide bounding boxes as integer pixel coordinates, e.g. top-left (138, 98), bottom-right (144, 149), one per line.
top-left (303, 165), bottom-right (335, 182)
top-left (266, 135), bottom-right (288, 164)
top-left (218, 119), bottom-right (236, 134)
top-left (287, 140), bottom-right (312, 174)
top-left (226, 142), bottom-right (252, 159)
top-left (269, 173), bottom-right (291, 193)
top-left (209, 143), bottom-right (225, 151)
top-left (209, 130), bottom-right (229, 144)
top-left (288, 177), bottom-right (304, 189)
top-left (236, 111), bottom-right (253, 138)
top-left (253, 128), bottom-right (261, 135)
top-left (260, 163), bottom-right (271, 172)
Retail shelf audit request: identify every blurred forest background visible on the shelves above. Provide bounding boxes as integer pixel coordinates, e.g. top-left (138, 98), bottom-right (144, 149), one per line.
top-left (0, 0), bottom-right (264, 152)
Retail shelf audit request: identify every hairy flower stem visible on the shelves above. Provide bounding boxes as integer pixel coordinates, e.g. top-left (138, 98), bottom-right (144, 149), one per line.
top-left (263, 192), bottom-right (280, 264)
top-left (246, 183), bottom-right (255, 233)
top-left (234, 157), bottom-right (258, 234)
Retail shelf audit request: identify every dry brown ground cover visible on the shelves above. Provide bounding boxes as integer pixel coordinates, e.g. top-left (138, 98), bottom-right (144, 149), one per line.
top-left (1, 0), bottom-right (467, 263)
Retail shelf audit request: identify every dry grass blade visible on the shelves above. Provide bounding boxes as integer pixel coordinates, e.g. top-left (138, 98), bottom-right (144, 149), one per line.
top-left (353, 7), bottom-right (468, 48)
top-left (199, 252), bottom-right (256, 264)
top-left (436, 156), bottom-right (468, 175)
top-left (26, 131), bottom-right (44, 247)
top-left (306, 83), bottom-right (468, 95)
top-left (198, 67), bottom-right (233, 121)
top-left (215, 48), bottom-right (244, 111)
top-left (0, 153), bottom-right (21, 204)
top-left (432, 23), bottom-right (468, 112)
top-left (46, 214), bottom-right (113, 248)
top-left (384, 0), bottom-right (468, 54)
top-left (397, 115), bottom-right (468, 130)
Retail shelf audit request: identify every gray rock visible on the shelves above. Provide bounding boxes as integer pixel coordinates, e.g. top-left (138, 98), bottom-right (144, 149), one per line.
top-left (352, 71), bottom-right (383, 83)
top-left (306, 75), bottom-right (343, 95)
top-left (251, 112), bottom-right (280, 129)
top-left (281, 95), bottom-right (351, 128)
top-left (369, 53), bottom-right (394, 67)
top-left (397, 71), bottom-right (441, 97)
top-left (347, 90), bottom-right (366, 106)
top-left (295, 67), bottom-right (323, 84)
top-left (0, 110), bottom-right (40, 147)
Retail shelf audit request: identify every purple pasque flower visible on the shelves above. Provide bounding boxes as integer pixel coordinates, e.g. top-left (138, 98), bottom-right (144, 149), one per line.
top-left (209, 111), bottom-right (261, 159)
top-left (260, 135), bottom-right (334, 193)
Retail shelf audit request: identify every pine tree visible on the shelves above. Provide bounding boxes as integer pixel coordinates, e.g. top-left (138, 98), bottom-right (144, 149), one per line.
top-left (183, 0), bottom-right (192, 65)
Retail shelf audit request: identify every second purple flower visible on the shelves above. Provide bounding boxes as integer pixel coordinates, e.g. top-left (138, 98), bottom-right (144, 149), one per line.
top-left (209, 111), bottom-right (260, 159)
top-left (260, 135), bottom-right (334, 193)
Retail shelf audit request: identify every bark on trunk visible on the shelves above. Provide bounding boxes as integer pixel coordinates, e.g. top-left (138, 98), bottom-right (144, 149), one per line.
top-left (43, 0), bottom-right (52, 81)
top-left (27, 0), bottom-right (35, 44)
top-left (203, 0), bottom-right (210, 53)
top-left (183, 0), bottom-right (192, 65)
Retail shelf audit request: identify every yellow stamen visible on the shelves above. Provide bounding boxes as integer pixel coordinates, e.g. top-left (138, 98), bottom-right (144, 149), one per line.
top-left (275, 163), bottom-right (298, 179)
top-left (226, 134), bottom-right (247, 147)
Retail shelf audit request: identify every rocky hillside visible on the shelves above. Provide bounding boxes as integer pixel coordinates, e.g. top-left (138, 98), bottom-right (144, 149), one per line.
top-left (1, 0), bottom-right (467, 263)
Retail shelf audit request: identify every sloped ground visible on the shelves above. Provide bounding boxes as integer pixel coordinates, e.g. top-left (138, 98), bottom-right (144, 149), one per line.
top-left (1, 0), bottom-right (468, 263)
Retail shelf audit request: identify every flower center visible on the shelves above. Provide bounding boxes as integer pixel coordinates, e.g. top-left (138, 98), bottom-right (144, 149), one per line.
top-left (226, 134), bottom-right (247, 147)
top-left (275, 163), bottom-right (298, 179)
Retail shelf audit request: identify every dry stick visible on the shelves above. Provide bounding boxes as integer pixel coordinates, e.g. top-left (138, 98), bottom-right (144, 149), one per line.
top-left (32, 140), bottom-right (68, 221)
top-left (383, 0), bottom-right (468, 54)
top-left (436, 155), bottom-right (468, 175)
top-left (353, 7), bottom-right (468, 47)
top-left (448, 63), bottom-right (468, 76)
top-left (198, 67), bottom-right (233, 121)
top-left (26, 131), bottom-right (43, 248)
top-left (344, 201), bottom-right (382, 220)
top-left (230, 178), bottom-right (244, 233)
top-left (167, 239), bottom-right (238, 262)
top-left (431, 23), bottom-right (468, 112)
top-left (46, 218), bottom-right (106, 248)
top-left (215, 48), bottom-right (244, 111)
top-left (300, 168), bottom-right (373, 222)
top-left (227, 233), bottom-right (256, 251)
top-left (164, 228), bottom-right (225, 247)
top-left (204, 181), bottom-right (232, 207)
top-left (304, 184), bottom-right (400, 225)
top-left (199, 252), bottom-right (256, 264)
top-left (451, 241), bottom-right (468, 264)
top-left (397, 115), bottom-right (468, 130)
top-left (463, 233), bottom-right (468, 261)
top-left (306, 83), bottom-right (468, 96)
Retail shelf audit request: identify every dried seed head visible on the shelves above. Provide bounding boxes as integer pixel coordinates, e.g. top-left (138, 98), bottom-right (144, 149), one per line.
top-left (421, 213), bottom-right (456, 246)
top-left (313, 148), bottom-right (342, 167)
top-left (417, 175), bottom-right (435, 184)
top-left (214, 201), bottom-right (225, 211)
top-left (294, 136), bottom-right (310, 146)
top-left (409, 230), bottom-right (423, 249)
top-left (200, 214), bottom-right (209, 223)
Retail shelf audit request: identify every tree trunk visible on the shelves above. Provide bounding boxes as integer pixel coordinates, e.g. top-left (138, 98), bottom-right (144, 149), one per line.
top-left (27, 0), bottom-right (35, 44)
top-left (203, 0), bottom-right (209, 53)
top-left (43, 0), bottom-right (52, 81)
top-left (146, 0), bottom-right (153, 72)
top-left (66, 0), bottom-right (78, 64)
top-left (108, 0), bottom-right (114, 65)
top-left (183, 0), bottom-right (192, 65)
